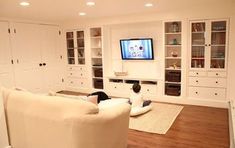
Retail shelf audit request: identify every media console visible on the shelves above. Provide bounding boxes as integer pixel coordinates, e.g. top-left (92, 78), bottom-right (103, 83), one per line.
top-left (105, 77), bottom-right (159, 98)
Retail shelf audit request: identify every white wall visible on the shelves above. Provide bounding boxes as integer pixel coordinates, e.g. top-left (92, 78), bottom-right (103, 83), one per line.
top-left (106, 21), bottom-right (163, 79)
top-left (227, 5), bottom-right (235, 101)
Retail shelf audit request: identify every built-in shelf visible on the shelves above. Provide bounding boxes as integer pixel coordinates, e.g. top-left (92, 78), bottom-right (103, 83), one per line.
top-left (90, 27), bottom-right (104, 89)
top-left (164, 21), bottom-right (182, 96)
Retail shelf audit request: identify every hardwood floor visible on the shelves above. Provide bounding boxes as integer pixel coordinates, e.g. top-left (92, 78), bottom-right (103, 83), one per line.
top-left (128, 105), bottom-right (229, 148)
top-left (58, 91), bottom-right (229, 148)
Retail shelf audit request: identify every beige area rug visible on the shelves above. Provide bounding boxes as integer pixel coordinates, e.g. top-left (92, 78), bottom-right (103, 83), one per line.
top-left (129, 103), bottom-right (183, 134)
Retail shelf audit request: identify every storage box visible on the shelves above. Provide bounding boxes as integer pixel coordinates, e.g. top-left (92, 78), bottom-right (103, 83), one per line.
top-left (94, 79), bottom-right (103, 89)
top-left (166, 71), bottom-right (181, 82)
top-left (165, 84), bottom-right (181, 96)
top-left (94, 69), bottom-right (103, 77)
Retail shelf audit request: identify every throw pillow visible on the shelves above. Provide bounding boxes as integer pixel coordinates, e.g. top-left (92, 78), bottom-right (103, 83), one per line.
top-left (87, 95), bottom-right (98, 105)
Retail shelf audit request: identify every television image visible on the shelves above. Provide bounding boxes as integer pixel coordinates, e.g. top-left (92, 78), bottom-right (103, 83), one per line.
top-left (120, 38), bottom-right (154, 60)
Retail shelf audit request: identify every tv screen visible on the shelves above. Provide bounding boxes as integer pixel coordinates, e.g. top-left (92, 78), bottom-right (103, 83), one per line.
top-left (120, 38), bottom-right (154, 60)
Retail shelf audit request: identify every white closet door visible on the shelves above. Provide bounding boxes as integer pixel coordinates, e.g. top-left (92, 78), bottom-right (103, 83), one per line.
top-left (11, 22), bottom-right (43, 92)
top-left (40, 25), bottom-right (62, 92)
top-left (0, 21), bottom-right (14, 88)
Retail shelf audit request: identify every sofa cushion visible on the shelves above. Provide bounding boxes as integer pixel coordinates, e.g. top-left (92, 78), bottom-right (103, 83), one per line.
top-left (7, 91), bottom-right (99, 118)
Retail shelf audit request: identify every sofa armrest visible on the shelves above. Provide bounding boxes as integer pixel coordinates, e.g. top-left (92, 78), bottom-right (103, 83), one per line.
top-left (66, 103), bottom-right (131, 148)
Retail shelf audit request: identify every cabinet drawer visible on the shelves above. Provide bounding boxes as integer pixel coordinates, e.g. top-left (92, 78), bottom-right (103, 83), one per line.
top-left (142, 85), bottom-right (157, 95)
top-left (189, 77), bottom-right (227, 88)
top-left (67, 71), bottom-right (87, 78)
top-left (67, 78), bottom-right (88, 88)
top-left (67, 78), bottom-right (79, 87)
top-left (188, 87), bottom-right (226, 101)
top-left (67, 66), bottom-right (87, 72)
top-left (189, 71), bottom-right (207, 77)
top-left (108, 83), bottom-right (123, 93)
top-left (208, 71), bottom-right (226, 78)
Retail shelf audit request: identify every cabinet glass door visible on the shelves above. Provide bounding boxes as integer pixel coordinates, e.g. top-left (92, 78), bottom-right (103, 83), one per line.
top-left (76, 31), bottom-right (85, 65)
top-left (66, 32), bottom-right (75, 64)
top-left (191, 22), bottom-right (206, 68)
top-left (210, 21), bottom-right (226, 69)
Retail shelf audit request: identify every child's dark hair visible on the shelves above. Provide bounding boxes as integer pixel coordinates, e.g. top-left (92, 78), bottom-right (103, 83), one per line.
top-left (132, 83), bottom-right (141, 93)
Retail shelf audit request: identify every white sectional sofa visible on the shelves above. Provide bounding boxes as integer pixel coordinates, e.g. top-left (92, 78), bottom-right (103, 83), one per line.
top-left (1, 88), bottom-right (131, 148)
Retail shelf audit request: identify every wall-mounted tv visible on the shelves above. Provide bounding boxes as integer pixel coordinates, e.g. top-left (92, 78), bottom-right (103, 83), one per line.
top-left (120, 38), bottom-right (154, 60)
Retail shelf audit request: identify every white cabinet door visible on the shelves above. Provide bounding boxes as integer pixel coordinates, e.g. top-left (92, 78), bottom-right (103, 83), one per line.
top-left (40, 25), bottom-right (62, 92)
top-left (11, 23), bottom-right (43, 92)
top-left (0, 21), bottom-right (14, 88)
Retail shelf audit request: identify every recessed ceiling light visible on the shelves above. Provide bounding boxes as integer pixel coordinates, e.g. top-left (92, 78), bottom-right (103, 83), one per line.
top-left (86, 1), bottom-right (95, 6)
top-left (79, 12), bottom-right (86, 16)
top-left (145, 3), bottom-right (153, 7)
top-left (20, 1), bottom-right (30, 6)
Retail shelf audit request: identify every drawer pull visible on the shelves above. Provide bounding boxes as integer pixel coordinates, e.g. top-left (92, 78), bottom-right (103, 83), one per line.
top-left (195, 92), bottom-right (198, 94)
top-left (216, 81), bottom-right (218, 84)
top-left (215, 93), bottom-right (218, 96)
top-left (196, 72), bottom-right (199, 75)
top-left (216, 73), bottom-right (219, 76)
top-left (114, 86), bottom-right (117, 89)
top-left (196, 80), bottom-right (198, 83)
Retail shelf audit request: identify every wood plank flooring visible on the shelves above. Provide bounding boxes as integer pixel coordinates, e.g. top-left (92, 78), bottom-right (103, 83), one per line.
top-left (58, 91), bottom-right (229, 148)
top-left (128, 105), bottom-right (229, 148)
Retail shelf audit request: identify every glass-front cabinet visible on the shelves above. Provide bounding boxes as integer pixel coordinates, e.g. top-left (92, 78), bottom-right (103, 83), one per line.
top-left (190, 20), bottom-right (227, 70)
top-left (66, 30), bottom-right (85, 65)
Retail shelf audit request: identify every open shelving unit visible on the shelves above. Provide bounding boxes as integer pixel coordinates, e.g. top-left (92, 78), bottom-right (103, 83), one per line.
top-left (90, 27), bottom-right (104, 89)
top-left (164, 21), bottom-right (182, 96)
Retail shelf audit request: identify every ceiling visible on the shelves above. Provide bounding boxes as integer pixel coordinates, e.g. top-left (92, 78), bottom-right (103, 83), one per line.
top-left (0, 0), bottom-right (234, 23)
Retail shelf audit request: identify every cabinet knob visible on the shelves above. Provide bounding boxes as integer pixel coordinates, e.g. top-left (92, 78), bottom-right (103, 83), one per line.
top-left (81, 74), bottom-right (83, 76)
top-left (216, 73), bottom-right (219, 76)
top-left (195, 92), bottom-right (198, 94)
top-left (81, 82), bottom-right (83, 85)
top-left (43, 63), bottom-right (46, 66)
top-left (70, 81), bottom-right (73, 84)
top-left (70, 73), bottom-right (72, 75)
top-left (196, 72), bottom-right (199, 75)
top-left (114, 86), bottom-right (117, 89)
top-left (147, 89), bottom-right (149, 91)
top-left (215, 93), bottom-right (218, 96)
top-left (196, 80), bottom-right (198, 83)
top-left (39, 63), bottom-right (42, 66)
top-left (216, 81), bottom-right (218, 84)
top-left (205, 44), bottom-right (208, 46)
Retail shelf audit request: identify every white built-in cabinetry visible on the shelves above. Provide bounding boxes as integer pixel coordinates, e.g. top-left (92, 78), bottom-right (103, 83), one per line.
top-left (164, 21), bottom-right (182, 96)
top-left (106, 78), bottom-right (158, 98)
top-left (188, 19), bottom-right (228, 101)
top-left (65, 30), bottom-right (89, 91)
top-left (0, 21), bottom-right (64, 93)
top-left (90, 27), bottom-right (104, 89)
top-left (0, 21), bottom-right (14, 88)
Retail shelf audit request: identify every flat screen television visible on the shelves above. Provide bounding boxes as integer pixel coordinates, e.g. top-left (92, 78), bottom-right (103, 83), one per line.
top-left (120, 38), bottom-right (154, 60)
